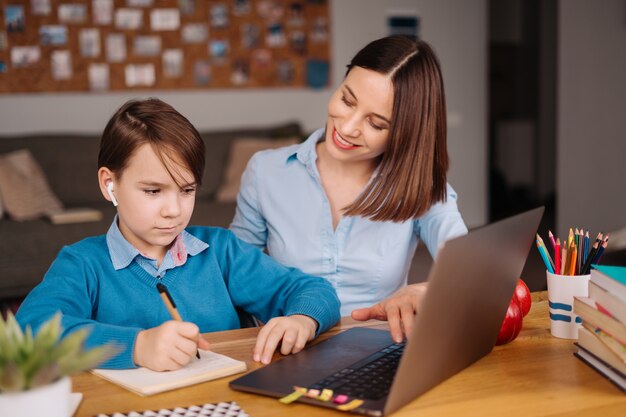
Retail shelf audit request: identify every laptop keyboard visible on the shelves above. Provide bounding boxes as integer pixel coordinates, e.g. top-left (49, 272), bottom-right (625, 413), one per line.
top-left (308, 341), bottom-right (406, 401)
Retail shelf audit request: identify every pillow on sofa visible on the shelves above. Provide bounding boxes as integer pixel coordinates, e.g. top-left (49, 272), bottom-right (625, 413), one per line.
top-left (216, 137), bottom-right (298, 202)
top-left (0, 149), bottom-right (63, 221)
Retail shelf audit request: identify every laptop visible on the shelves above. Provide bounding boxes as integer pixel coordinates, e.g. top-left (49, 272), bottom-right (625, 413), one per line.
top-left (230, 207), bottom-right (544, 416)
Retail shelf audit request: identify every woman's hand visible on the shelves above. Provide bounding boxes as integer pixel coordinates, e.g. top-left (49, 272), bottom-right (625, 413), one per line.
top-left (350, 283), bottom-right (428, 343)
top-left (133, 321), bottom-right (210, 371)
top-left (253, 315), bottom-right (318, 364)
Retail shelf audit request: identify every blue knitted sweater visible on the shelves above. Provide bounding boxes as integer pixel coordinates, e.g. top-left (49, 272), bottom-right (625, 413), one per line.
top-left (16, 226), bottom-right (340, 369)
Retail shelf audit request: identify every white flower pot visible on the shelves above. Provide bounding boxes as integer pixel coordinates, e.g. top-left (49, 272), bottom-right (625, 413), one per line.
top-left (0, 376), bottom-right (72, 417)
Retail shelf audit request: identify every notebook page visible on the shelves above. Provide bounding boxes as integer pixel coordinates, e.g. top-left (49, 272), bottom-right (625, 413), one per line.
top-left (92, 350), bottom-right (246, 395)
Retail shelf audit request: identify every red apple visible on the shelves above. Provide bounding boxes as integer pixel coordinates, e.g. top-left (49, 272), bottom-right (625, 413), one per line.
top-left (514, 278), bottom-right (532, 317)
top-left (496, 296), bottom-right (523, 345)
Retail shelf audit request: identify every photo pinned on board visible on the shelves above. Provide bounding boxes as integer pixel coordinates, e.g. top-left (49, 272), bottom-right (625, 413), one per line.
top-left (127, 0), bottom-right (153, 7)
top-left (31, 0), bottom-right (52, 16)
top-left (256, 0), bottom-right (284, 22)
top-left (241, 23), bottom-right (260, 49)
top-left (5, 5), bottom-right (25, 33)
top-left (40, 25), bottom-right (68, 46)
top-left (115, 8), bottom-right (143, 30)
top-left (79, 29), bottom-right (101, 58)
top-left (182, 23), bottom-right (208, 43)
top-left (290, 31), bottom-right (306, 55)
top-left (125, 63), bottom-right (155, 87)
top-left (210, 4), bottom-right (229, 29)
top-left (89, 63), bottom-right (110, 91)
top-left (306, 59), bottom-right (329, 89)
top-left (11, 46), bottom-right (40, 68)
top-left (287, 2), bottom-right (304, 27)
top-left (310, 16), bottom-right (328, 43)
top-left (252, 49), bottom-right (272, 69)
top-left (266, 23), bottom-right (286, 47)
top-left (178, 0), bottom-right (196, 16)
top-left (58, 4), bottom-right (87, 24)
top-left (233, 0), bottom-right (251, 16)
top-left (276, 60), bottom-right (295, 85)
top-left (209, 39), bottom-right (229, 64)
top-left (51, 50), bottom-right (72, 80)
top-left (194, 60), bottom-right (211, 85)
top-left (150, 8), bottom-right (180, 31)
top-left (163, 49), bottom-right (183, 78)
top-left (134, 35), bottom-right (161, 57)
top-left (106, 33), bottom-right (126, 63)
top-left (93, 0), bottom-right (113, 25)
top-left (231, 58), bottom-right (250, 86)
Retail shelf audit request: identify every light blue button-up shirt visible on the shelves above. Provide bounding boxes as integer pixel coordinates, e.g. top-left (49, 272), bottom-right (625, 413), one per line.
top-left (106, 215), bottom-right (208, 278)
top-left (231, 128), bottom-right (468, 315)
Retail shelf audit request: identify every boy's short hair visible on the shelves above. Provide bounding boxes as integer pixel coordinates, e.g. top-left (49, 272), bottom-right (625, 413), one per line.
top-left (98, 98), bottom-right (205, 186)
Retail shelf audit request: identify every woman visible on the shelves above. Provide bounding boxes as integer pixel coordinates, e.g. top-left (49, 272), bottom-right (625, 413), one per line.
top-left (231, 36), bottom-right (467, 343)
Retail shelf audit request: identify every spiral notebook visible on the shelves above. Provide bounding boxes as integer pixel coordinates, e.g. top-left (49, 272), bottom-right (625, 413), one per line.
top-left (92, 350), bottom-right (246, 396)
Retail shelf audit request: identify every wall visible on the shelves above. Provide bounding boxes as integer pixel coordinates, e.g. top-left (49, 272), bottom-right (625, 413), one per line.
top-left (0, 0), bottom-right (487, 227)
top-left (557, 0), bottom-right (626, 235)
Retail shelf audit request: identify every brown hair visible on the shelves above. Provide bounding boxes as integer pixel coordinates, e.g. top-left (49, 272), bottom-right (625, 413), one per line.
top-left (98, 98), bottom-right (205, 186)
top-left (342, 36), bottom-right (449, 222)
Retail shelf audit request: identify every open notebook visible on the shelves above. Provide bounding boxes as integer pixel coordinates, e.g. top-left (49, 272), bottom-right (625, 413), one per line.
top-left (92, 350), bottom-right (246, 396)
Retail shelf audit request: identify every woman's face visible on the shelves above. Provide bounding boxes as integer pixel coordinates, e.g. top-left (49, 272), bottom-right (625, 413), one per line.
top-left (324, 66), bottom-right (394, 164)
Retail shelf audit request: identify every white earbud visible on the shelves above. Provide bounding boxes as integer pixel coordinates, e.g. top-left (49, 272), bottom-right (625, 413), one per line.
top-left (106, 182), bottom-right (118, 207)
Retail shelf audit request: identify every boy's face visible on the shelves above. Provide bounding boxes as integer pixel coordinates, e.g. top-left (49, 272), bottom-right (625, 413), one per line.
top-left (112, 144), bottom-right (196, 263)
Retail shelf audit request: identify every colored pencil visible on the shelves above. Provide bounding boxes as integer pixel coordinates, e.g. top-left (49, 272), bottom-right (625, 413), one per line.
top-left (590, 234), bottom-right (609, 271)
top-left (568, 241), bottom-right (577, 276)
top-left (536, 234), bottom-right (555, 271)
top-left (580, 239), bottom-right (600, 276)
top-left (548, 230), bottom-right (556, 253)
top-left (574, 229), bottom-right (579, 274)
top-left (564, 240), bottom-right (573, 276)
top-left (554, 238), bottom-right (561, 275)
top-left (576, 230), bottom-right (581, 274)
top-left (567, 228), bottom-right (574, 250)
top-left (582, 231), bottom-right (589, 266)
top-left (560, 243), bottom-right (567, 275)
top-left (537, 239), bottom-right (554, 273)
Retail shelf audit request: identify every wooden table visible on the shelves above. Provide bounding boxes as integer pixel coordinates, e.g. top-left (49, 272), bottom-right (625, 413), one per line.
top-left (73, 292), bottom-right (626, 416)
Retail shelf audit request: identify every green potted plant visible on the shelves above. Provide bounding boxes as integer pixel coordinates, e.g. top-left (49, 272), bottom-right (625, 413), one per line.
top-left (0, 312), bottom-right (114, 417)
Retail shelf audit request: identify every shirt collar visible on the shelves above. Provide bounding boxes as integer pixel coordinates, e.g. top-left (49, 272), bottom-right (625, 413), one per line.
top-left (106, 215), bottom-right (208, 270)
top-left (288, 127), bottom-right (325, 167)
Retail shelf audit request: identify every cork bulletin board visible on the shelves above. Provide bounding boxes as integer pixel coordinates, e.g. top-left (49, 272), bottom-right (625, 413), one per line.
top-left (0, 0), bottom-right (330, 93)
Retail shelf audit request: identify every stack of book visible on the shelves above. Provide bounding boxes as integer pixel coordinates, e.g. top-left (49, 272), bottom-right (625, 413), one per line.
top-left (573, 265), bottom-right (626, 391)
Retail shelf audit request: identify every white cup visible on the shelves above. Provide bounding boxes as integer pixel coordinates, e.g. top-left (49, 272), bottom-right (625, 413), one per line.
top-left (546, 271), bottom-right (590, 339)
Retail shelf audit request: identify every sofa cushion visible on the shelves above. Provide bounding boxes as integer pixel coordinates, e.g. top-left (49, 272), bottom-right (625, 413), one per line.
top-left (0, 134), bottom-right (102, 207)
top-left (216, 137), bottom-right (298, 202)
top-left (0, 149), bottom-right (63, 221)
top-left (199, 122), bottom-right (303, 199)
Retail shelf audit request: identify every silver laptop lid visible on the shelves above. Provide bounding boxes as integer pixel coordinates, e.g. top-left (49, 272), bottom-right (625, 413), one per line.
top-left (385, 207), bottom-right (543, 415)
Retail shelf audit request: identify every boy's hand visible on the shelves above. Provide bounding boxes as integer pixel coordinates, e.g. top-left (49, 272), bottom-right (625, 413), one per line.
top-left (253, 315), bottom-right (317, 364)
top-left (133, 321), bottom-right (210, 371)
top-left (351, 283), bottom-right (428, 343)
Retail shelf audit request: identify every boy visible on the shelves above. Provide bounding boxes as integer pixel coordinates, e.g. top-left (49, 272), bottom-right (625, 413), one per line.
top-left (16, 98), bottom-right (340, 370)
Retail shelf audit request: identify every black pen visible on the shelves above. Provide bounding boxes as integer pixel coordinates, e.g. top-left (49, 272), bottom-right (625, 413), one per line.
top-left (156, 283), bottom-right (200, 359)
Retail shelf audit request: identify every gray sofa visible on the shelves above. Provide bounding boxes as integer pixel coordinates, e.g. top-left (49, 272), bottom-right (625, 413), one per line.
top-left (0, 122), bottom-right (304, 299)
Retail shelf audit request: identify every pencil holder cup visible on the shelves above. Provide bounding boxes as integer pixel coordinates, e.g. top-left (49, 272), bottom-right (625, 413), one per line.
top-left (546, 271), bottom-right (590, 339)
